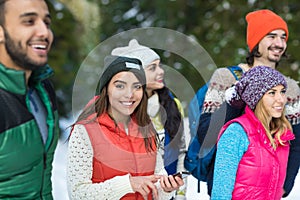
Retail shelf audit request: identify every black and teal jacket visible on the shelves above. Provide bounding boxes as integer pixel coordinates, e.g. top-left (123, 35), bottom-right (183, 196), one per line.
top-left (0, 63), bottom-right (59, 199)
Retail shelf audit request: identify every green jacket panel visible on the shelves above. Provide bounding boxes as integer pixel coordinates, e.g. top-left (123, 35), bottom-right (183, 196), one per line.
top-left (0, 64), bottom-right (59, 199)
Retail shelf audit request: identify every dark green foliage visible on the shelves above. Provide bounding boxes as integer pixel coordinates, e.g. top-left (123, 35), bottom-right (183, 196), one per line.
top-left (99, 0), bottom-right (300, 88)
top-left (46, 1), bottom-right (81, 117)
top-left (48, 0), bottom-right (300, 116)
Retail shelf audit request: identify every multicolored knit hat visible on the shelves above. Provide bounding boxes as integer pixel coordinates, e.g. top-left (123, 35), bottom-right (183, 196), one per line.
top-left (246, 9), bottom-right (289, 52)
top-left (98, 55), bottom-right (146, 93)
top-left (111, 39), bottom-right (160, 68)
top-left (235, 66), bottom-right (287, 110)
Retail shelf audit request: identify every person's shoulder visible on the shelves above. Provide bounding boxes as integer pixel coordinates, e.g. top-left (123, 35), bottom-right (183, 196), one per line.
top-left (283, 75), bottom-right (300, 104)
top-left (219, 122), bottom-right (249, 147)
top-left (72, 124), bottom-right (87, 134)
top-left (173, 97), bottom-right (184, 116)
top-left (212, 65), bottom-right (243, 78)
top-left (70, 123), bottom-right (90, 141)
top-left (222, 122), bottom-right (248, 140)
top-left (213, 67), bottom-right (233, 75)
top-left (209, 66), bottom-right (239, 88)
top-left (225, 122), bottom-right (246, 134)
top-left (284, 76), bottom-right (300, 93)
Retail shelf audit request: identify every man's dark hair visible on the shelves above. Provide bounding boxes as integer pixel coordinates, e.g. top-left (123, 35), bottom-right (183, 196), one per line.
top-left (246, 45), bottom-right (288, 68)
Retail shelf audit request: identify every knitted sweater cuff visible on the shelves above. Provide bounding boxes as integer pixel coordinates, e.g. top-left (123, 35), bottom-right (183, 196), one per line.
top-left (114, 174), bottom-right (134, 195)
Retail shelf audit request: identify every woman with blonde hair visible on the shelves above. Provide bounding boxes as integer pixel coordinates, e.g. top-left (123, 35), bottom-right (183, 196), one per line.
top-left (211, 66), bottom-right (295, 200)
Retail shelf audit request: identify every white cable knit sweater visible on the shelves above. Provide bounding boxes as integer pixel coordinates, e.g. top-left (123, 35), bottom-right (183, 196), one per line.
top-left (67, 124), bottom-right (175, 200)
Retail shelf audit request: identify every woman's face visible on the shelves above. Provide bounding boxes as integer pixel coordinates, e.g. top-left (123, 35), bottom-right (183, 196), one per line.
top-left (144, 59), bottom-right (165, 94)
top-left (107, 71), bottom-right (143, 122)
top-left (262, 84), bottom-right (287, 119)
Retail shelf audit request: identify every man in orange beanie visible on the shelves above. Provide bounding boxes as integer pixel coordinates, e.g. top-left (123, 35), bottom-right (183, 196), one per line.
top-left (246, 9), bottom-right (288, 53)
top-left (190, 9), bottom-right (300, 197)
top-left (225, 9), bottom-right (300, 198)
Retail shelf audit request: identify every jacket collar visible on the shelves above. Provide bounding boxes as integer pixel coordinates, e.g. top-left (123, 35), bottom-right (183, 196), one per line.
top-left (0, 63), bottom-right (53, 95)
top-left (98, 113), bottom-right (139, 137)
top-left (244, 106), bottom-right (260, 125)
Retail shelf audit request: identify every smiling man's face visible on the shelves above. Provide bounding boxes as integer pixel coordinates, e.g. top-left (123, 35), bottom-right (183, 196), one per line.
top-left (0, 0), bottom-right (53, 71)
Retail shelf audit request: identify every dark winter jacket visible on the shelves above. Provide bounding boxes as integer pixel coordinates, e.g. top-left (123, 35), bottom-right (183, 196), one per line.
top-left (0, 63), bottom-right (59, 199)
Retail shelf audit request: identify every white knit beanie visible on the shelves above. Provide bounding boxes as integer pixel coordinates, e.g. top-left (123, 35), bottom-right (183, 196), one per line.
top-left (111, 39), bottom-right (160, 68)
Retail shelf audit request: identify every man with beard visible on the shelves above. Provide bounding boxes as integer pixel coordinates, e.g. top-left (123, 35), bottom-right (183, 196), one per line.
top-left (0, 0), bottom-right (59, 199)
top-left (192, 9), bottom-right (300, 197)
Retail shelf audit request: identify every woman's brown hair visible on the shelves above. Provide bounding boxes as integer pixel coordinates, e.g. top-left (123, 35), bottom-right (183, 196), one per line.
top-left (74, 74), bottom-right (157, 152)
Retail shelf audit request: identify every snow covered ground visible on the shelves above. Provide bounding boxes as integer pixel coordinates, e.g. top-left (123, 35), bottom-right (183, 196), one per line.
top-left (52, 119), bottom-right (300, 199)
top-left (185, 174), bottom-right (300, 200)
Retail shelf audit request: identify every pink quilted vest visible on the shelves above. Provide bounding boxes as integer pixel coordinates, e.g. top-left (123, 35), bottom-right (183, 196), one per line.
top-left (219, 106), bottom-right (295, 200)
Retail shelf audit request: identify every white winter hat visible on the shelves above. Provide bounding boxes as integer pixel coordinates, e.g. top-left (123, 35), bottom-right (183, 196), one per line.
top-left (111, 39), bottom-right (160, 68)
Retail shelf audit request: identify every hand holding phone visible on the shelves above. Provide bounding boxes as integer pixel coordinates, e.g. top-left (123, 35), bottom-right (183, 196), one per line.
top-left (172, 171), bottom-right (190, 179)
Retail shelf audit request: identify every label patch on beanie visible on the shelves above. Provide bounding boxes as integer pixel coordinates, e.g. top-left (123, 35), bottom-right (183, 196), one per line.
top-left (125, 62), bottom-right (141, 70)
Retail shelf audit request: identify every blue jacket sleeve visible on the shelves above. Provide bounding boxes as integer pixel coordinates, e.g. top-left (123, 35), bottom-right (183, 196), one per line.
top-left (211, 123), bottom-right (249, 200)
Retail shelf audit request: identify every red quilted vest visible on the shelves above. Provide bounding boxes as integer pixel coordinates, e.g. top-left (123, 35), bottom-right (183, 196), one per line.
top-left (84, 113), bottom-right (157, 200)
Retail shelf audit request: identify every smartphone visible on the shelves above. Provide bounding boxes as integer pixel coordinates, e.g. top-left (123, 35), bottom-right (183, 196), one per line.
top-left (172, 171), bottom-right (191, 179)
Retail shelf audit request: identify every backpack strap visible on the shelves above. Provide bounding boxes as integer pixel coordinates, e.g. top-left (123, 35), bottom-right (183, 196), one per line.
top-left (227, 65), bottom-right (243, 80)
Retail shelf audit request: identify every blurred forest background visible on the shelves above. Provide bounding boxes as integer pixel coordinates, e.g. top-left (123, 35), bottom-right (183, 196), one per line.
top-left (46, 0), bottom-right (300, 119)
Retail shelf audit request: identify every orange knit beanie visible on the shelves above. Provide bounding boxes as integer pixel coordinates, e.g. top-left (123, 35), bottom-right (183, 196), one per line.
top-left (246, 9), bottom-right (289, 52)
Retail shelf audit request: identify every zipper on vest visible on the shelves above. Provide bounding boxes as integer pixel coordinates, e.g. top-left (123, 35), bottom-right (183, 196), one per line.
top-left (128, 138), bottom-right (139, 173)
top-left (43, 152), bottom-right (47, 169)
top-left (39, 152), bottom-right (46, 199)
